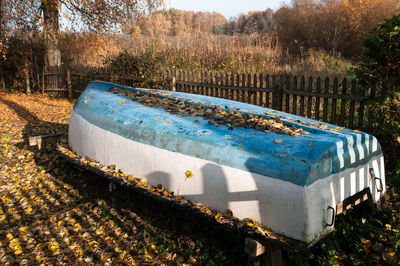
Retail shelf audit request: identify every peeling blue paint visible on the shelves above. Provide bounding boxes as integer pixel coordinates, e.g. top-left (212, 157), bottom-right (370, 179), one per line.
top-left (72, 81), bottom-right (382, 186)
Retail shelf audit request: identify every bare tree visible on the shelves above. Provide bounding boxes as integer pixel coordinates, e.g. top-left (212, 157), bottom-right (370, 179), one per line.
top-left (2, 0), bottom-right (164, 69)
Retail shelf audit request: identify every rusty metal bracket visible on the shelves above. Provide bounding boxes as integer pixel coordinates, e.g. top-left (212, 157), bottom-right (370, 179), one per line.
top-left (370, 168), bottom-right (383, 192)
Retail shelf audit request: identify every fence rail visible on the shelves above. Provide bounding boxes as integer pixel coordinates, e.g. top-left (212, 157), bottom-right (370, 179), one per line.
top-left (40, 67), bottom-right (374, 129)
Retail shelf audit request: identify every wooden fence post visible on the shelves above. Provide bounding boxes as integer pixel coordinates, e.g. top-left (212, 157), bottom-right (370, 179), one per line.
top-left (171, 70), bottom-right (176, 91)
top-left (67, 69), bottom-right (72, 99)
top-left (285, 75), bottom-right (290, 113)
top-left (331, 78), bottom-right (338, 124)
top-left (340, 78), bottom-right (348, 126)
top-left (323, 78), bottom-right (330, 122)
top-left (292, 76), bottom-right (298, 115)
top-left (358, 86), bottom-right (366, 129)
top-left (272, 75), bottom-right (283, 111)
top-left (307, 77), bottom-right (313, 119)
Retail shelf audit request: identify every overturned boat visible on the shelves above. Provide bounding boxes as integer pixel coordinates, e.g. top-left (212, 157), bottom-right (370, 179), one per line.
top-left (69, 81), bottom-right (386, 243)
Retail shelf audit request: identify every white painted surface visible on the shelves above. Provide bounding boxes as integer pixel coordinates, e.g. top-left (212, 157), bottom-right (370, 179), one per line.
top-left (69, 110), bottom-right (385, 243)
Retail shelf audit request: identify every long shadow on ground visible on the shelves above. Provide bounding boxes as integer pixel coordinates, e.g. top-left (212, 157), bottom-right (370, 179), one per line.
top-left (0, 97), bottom-right (248, 264)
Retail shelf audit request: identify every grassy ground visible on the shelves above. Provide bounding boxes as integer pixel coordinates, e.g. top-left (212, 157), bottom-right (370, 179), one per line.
top-left (0, 90), bottom-right (399, 265)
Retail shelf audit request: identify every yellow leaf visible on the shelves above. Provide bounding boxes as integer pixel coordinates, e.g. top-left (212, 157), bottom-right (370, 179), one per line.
top-left (119, 101), bottom-right (125, 104)
top-left (246, 222), bottom-right (255, 227)
top-left (185, 170), bottom-right (193, 179)
top-left (224, 209), bottom-right (233, 216)
top-left (83, 97), bottom-right (93, 103)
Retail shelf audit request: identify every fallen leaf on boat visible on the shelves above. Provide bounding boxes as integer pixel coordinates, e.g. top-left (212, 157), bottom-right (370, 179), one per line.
top-left (83, 97), bottom-right (93, 103)
top-left (224, 209), bottom-right (233, 217)
top-left (185, 170), bottom-right (193, 179)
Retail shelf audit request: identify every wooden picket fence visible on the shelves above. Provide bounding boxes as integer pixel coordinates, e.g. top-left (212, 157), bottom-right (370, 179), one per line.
top-left (41, 67), bottom-right (375, 129)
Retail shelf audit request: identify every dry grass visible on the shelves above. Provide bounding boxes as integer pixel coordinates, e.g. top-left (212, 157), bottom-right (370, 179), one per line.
top-left (60, 33), bottom-right (353, 76)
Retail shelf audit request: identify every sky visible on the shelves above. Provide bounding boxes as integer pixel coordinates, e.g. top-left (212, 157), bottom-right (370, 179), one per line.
top-left (167, 0), bottom-right (286, 19)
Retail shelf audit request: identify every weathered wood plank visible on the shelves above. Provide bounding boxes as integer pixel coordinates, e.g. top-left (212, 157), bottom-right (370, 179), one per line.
top-left (235, 73), bottom-right (240, 101)
top-left (178, 70), bottom-right (182, 92)
top-left (224, 73), bottom-right (229, 99)
top-left (315, 77), bottom-right (321, 121)
top-left (230, 73), bottom-right (235, 100)
top-left (358, 88), bottom-right (366, 129)
top-left (247, 73), bottom-right (252, 104)
top-left (253, 73), bottom-right (258, 105)
top-left (266, 75), bottom-right (270, 108)
top-left (307, 77), bottom-right (313, 119)
top-left (349, 79), bottom-right (356, 128)
top-left (331, 78), bottom-right (338, 124)
top-left (323, 78), bottom-right (330, 122)
top-left (292, 76), bottom-right (298, 115)
top-left (245, 238), bottom-right (265, 257)
top-left (176, 81), bottom-right (275, 93)
top-left (259, 73), bottom-right (264, 107)
top-left (285, 76), bottom-right (290, 113)
top-left (278, 75), bottom-right (284, 111)
top-left (241, 73), bottom-right (246, 103)
top-left (340, 78), bottom-right (348, 126)
top-left (200, 71), bottom-right (205, 95)
top-left (300, 76), bottom-right (305, 117)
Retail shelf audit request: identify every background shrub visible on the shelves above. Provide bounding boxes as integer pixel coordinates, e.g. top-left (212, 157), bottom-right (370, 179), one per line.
top-left (353, 13), bottom-right (400, 175)
top-left (103, 51), bottom-right (168, 89)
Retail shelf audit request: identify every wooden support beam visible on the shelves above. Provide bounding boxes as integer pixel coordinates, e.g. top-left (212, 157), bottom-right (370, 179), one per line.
top-left (245, 237), bottom-right (283, 265)
top-left (263, 243), bottom-right (283, 266)
top-left (336, 188), bottom-right (372, 215)
top-left (245, 237), bottom-right (266, 257)
top-left (28, 133), bottom-right (67, 150)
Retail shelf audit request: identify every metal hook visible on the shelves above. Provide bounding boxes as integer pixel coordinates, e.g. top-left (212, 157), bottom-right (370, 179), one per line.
top-left (326, 206), bottom-right (336, 226)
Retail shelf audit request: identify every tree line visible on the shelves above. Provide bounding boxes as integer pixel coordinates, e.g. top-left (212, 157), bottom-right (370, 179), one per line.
top-left (133, 0), bottom-right (399, 58)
